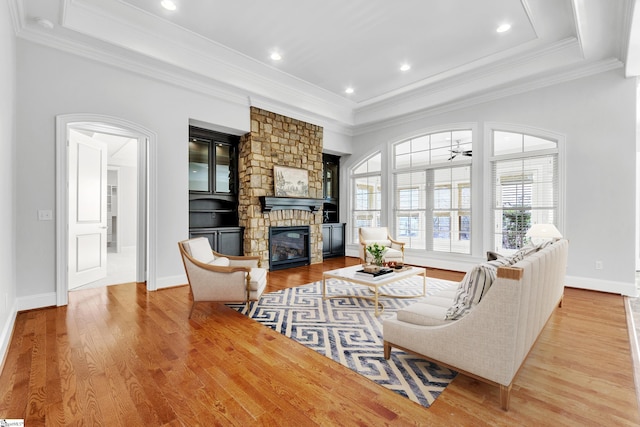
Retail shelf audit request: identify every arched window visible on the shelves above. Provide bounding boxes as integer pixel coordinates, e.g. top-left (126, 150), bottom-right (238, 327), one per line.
top-left (392, 130), bottom-right (473, 254)
top-left (350, 152), bottom-right (382, 243)
top-left (490, 129), bottom-right (560, 252)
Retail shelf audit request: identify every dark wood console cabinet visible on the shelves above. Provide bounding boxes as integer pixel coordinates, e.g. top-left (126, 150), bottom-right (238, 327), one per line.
top-left (322, 223), bottom-right (345, 258)
top-left (188, 226), bottom-right (244, 257)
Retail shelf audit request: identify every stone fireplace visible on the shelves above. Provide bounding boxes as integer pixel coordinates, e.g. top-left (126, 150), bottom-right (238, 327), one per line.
top-left (238, 107), bottom-right (324, 269)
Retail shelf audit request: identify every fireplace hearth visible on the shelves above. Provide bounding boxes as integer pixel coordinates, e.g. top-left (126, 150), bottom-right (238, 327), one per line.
top-left (269, 226), bottom-right (311, 270)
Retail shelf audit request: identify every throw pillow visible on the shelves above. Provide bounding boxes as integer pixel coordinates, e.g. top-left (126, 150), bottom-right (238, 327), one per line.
top-left (445, 257), bottom-right (511, 320)
top-left (486, 250), bottom-right (504, 261)
top-left (507, 244), bottom-right (539, 264)
top-left (185, 238), bottom-right (215, 264)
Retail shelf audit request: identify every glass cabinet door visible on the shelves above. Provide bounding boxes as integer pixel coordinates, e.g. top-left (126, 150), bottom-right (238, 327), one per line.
top-left (215, 143), bottom-right (231, 193)
top-left (189, 140), bottom-right (210, 192)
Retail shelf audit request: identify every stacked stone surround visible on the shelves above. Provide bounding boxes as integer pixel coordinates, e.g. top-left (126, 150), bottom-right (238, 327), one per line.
top-left (238, 107), bottom-right (324, 268)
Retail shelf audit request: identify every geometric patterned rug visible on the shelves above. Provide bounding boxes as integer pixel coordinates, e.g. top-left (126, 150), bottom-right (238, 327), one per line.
top-left (228, 276), bottom-right (458, 408)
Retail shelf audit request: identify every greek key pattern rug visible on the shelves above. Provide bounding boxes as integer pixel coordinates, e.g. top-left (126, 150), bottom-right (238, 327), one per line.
top-left (228, 276), bottom-right (458, 408)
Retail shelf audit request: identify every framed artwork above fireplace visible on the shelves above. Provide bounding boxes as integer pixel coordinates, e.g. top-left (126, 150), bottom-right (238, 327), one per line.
top-left (274, 165), bottom-right (309, 198)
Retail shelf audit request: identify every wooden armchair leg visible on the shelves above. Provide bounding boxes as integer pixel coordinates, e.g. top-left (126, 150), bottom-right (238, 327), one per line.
top-left (500, 384), bottom-right (512, 411)
top-left (189, 302), bottom-right (196, 319)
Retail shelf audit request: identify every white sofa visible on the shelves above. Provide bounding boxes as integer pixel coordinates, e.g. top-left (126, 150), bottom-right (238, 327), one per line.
top-left (383, 239), bottom-right (568, 410)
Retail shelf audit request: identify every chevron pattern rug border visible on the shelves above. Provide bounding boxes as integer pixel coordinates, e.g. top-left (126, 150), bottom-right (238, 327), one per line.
top-left (228, 276), bottom-right (458, 408)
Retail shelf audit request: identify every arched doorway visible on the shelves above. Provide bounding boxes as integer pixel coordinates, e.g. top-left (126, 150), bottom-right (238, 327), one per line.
top-left (55, 114), bottom-right (157, 306)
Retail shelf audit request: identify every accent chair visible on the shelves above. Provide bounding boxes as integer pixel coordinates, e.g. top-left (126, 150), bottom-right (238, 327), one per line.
top-left (178, 237), bottom-right (267, 317)
top-left (358, 227), bottom-right (405, 264)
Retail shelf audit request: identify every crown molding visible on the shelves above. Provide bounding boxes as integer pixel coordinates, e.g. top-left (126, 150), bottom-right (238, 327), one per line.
top-left (354, 38), bottom-right (581, 121)
top-left (7, 0), bottom-right (23, 35)
top-left (353, 57), bottom-right (623, 136)
top-left (17, 27), bottom-right (252, 106)
top-left (61, 0), bottom-right (355, 124)
top-left (356, 37), bottom-right (580, 111)
top-left (15, 25), bottom-right (359, 130)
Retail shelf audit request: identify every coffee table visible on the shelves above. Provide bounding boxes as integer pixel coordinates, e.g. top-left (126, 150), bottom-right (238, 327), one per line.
top-left (322, 265), bottom-right (427, 316)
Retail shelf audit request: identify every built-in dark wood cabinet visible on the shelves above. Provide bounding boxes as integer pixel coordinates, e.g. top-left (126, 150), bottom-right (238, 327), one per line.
top-left (188, 126), bottom-right (243, 255)
top-left (322, 153), bottom-right (344, 258)
top-left (322, 223), bottom-right (345, 258)
top-left (322, 153), bottom-right (340, 224)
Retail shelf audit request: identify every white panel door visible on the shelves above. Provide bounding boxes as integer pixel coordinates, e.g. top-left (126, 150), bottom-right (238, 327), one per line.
top-left (68, 129), bottom-right (108, 289)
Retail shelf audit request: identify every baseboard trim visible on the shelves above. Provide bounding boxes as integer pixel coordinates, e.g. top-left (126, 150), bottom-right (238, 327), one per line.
top-left (565, 275), bottom-right (637, 296)
top-left (0, 304), bottom-right (17, 375)
top-left (624, 296), bottom-right (640, 413)
top-left (156, 274), bottom-right (187, 290)
top-left (17, 292), bottom-right (57, 311)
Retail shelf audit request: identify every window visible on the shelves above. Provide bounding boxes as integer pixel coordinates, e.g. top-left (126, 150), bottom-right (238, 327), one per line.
top-left (351, 153), bottom-right (382, 242)
top-left (491, 130), bottom-right (558, 251)
top-left (393, 130), bottom-right (472, 254)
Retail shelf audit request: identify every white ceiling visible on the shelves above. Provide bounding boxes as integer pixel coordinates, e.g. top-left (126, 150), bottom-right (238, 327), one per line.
top-left (10, 0), bottom-right (640, 128)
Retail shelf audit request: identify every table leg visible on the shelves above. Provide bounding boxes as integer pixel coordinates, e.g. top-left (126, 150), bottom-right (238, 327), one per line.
top-left (322, 276), bottom-right (326, 300)
top-left (374, 286), bottom-right (379, 316)
top-left (422, 270), bottom-right (426, 296)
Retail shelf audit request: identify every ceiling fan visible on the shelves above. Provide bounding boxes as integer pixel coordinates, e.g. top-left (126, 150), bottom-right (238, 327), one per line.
top-left (448, 140), bottom-right (472, 161)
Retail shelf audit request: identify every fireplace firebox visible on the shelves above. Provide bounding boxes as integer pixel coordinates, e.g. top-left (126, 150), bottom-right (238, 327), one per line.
top-left (269, 226), bottom-right (311, 271)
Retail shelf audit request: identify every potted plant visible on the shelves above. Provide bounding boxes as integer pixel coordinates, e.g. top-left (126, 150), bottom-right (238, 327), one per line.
top-left (366, 242), bottom-right (387, 267)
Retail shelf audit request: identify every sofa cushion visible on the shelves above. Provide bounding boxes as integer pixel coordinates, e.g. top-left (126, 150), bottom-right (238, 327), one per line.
top-left (445, 257), bottom-right (511, 320)
top-left (247, 268), bottom-right (266, 290)
top-left (209, 256), bottom-right (230, 267)
top-left (397, 300), bottom-right (451, 326)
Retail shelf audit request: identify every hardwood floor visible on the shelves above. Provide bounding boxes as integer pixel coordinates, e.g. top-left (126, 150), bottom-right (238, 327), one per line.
top-left (1, 257), bottom-right (638, 426)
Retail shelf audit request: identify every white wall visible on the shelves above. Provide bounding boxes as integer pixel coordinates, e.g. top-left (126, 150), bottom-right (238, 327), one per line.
top-left (347, 69), bottom-right (637, 295)
top-left (0, 1), bottom-right (17, 365)
top-left (118, 165), bottom-right (138, 249)
top-left (15, 40), bottom-right (251, 303)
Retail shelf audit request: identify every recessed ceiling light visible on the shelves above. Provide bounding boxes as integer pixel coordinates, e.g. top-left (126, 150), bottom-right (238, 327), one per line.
top-left (400, 63), bottom-right (411, 72)
top-left (161, 0), bottom-right (177, 11)
top-left (270, 52), bottom-right (282, 61)
top-left (345, 87), bottom-right (354, 94)
top-left (496, 23), bottom-right (511, 33)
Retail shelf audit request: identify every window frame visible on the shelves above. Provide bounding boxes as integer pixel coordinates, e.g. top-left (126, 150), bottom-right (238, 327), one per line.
top-left (484, 123), bottom-right (565, 253)
top-left (391, 128), bottom-right (474, 255)
top-left (350, 152), bottom-right (383, 244)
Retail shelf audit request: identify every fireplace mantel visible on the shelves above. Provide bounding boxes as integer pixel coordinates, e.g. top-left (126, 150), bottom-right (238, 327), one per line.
top-left (259, 196), bottom-right (324, 213)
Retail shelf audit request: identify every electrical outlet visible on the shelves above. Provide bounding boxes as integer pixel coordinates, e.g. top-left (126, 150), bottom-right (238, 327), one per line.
top-left (38, 209), bottom-right (53, 221)
top-left (595, 261), bottom-right (603, 270)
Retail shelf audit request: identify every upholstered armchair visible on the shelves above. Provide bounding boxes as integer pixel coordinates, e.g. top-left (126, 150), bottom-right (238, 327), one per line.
top-left (178, 237), bottom-right (267, 318)
top-left (358, 227), bottom-right (405, 264)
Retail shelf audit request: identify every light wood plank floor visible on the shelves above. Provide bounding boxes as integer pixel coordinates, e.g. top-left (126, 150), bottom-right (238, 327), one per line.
top-left (1, 257), bottom-right (638, 426)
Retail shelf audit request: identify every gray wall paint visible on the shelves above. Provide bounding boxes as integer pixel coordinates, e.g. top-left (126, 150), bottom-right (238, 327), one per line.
top-left (0, 1), bottom-right (17, 360)
top-left (347, 69), bottom-right (637, 294)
